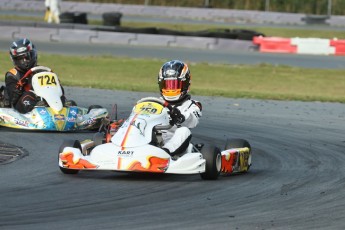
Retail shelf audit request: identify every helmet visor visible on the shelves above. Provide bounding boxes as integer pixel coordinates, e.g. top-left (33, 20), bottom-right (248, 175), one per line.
top-left (160, 79), bottom-right (182, 97)
top-left (162, 79), bottom-right (182, 90)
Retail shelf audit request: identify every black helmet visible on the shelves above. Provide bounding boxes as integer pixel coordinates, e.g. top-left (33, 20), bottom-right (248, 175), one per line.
top-left (158, 60), bottom-right (191, 102)
top-left (9, 38), bottom-right (37, 72)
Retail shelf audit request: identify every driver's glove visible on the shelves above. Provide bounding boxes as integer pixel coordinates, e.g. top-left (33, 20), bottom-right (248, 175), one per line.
top-left (170, 107), bottom-right (185, 125)
top-left (15, 82), bottom-right (23, 91)
top-left (16, 77), bottom-right (29, 91)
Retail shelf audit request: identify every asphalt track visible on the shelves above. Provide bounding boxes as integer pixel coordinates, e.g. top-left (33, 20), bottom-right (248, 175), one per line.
top-left (1, 41), bottom-right (345, 229)
top-left (1, 86), bottom-right (345, 229)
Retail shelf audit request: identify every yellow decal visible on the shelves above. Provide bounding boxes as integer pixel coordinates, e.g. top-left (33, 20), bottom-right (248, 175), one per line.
top-left (35, 72), bottom-right (58, 87)
top-left (238, 147), bottom-right (250, 172)
top-left (134, 102), bottom-right (163, 115)
top-left (47, 107), bottom-right (68, 131)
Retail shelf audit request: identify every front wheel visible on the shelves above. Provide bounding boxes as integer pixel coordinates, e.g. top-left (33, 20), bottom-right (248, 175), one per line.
top-left (58, 140), bottom-right (82, 174)
top-left (200, 144), bottom-right (222, 180)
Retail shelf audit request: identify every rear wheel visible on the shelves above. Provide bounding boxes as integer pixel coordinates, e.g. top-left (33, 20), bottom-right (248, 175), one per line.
top-left (87, 105), bottom-right (103, 113)
top-left (225, 138), bottom-right (251, 149)
top-left (58, 140), bottom-right (82, 174)
top-left (200, 144), bottom-right (222, 180)
top-left (225, 139), bottom-right (251, 171)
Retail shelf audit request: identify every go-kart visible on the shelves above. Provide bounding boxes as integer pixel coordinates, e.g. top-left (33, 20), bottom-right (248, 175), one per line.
top-left (0, 66), bottom-right (108, 131)
top-left (58, 97), bottom-right (251, 180)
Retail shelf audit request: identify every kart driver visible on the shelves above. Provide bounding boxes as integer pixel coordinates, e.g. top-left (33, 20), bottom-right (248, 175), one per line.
top-left (4, 38), bottom-right (67, 113)
top-left (157, 60), bottom-right (202, 157)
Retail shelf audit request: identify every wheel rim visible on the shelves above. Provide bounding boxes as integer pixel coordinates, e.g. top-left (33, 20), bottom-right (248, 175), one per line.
top-left (216, 153), bottom-right (222, 172)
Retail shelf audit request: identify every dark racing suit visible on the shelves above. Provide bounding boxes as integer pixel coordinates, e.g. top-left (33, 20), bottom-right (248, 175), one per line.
top-left (5, 68), bottom-right (65, 114)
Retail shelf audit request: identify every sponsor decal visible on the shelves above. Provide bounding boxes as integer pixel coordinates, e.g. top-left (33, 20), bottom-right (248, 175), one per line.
top-left (23, 100), bottom-right (31, 106)
top-left (54, 114), bottom-right (65, 121)
top-left (67, 117), bottom-right (76, 122)
top-left (130, 119), bottom-right (145, 136)
top-left (39, 109), bottom-right (47, 115)
top-left (14, 118), bottom-right (29, 127)
top-left (70, 109), bottom-right (77, 116)
top-left (86, 117), bottom-right (96, 125)
top-left (221, 148), bottom-right (250, 173)
top-left (117, 150), bottom-right (134, 157)
top-left (17, 47), bottom-right (27, 52)
top-left (165, 69), bottom-right (176, 76)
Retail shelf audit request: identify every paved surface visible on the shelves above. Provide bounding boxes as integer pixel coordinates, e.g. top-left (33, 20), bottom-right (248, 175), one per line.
top-left (1, 2), bottom-right (345, 229)
top-left (1, 87), bottom-right (345, 229)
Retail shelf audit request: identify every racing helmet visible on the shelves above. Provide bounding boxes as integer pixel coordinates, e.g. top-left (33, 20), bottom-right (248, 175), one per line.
top-left (9, 38), bottom-right (37, 72)
top-left (158, 60), bottom-right (191, 102)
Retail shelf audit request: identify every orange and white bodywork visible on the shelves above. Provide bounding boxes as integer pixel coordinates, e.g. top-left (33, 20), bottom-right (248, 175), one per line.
top-left (58, 98), bottom-right (251, 177)
top-left (59, 100), bottom-right (206, 174)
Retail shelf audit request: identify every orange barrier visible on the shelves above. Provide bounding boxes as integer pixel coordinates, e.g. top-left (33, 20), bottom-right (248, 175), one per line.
top-left (253, 36), bottom-right (297, 53)
top-left (330, 39), bottom-right (345, 56)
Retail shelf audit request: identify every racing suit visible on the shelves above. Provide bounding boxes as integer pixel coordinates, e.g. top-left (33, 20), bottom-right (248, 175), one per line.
top-left (162, 95), bottom-right (202, 156)
top-left (45, 0), bottom-right (61, 24)
top-left (5, 68), bottom-right (37, 113)
top-left (5, 68), bottom-right (66, 114)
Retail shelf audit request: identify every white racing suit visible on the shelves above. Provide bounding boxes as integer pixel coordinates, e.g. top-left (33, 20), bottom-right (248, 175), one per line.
top-left (162, 96), bottom-right (202, 156)
top-left (45, 0), bottom-right (61, 24)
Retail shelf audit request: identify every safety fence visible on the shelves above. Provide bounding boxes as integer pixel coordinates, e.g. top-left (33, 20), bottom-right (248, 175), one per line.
top-left (2, 0), bottom-right (345, 26)
top-left (253, 36), bottom-right (345, 55)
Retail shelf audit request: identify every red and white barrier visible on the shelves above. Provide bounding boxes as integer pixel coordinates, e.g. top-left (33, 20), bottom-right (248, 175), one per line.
top-left (253, 36), bottom-right (345, 56)
top-left (291, 38), bottom-right (335, 55)
top-left (330, 39), bottom-right (345, 55)
top-left (253, 36), bottom-right (296, 54)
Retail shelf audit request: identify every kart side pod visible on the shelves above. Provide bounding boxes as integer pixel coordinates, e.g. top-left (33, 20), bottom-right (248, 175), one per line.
top-left (220, 139), bottom-right (252, 174)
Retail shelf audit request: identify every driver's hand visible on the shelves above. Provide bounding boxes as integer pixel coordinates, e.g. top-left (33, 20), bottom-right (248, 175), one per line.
top-left (15, 82), bottom-right (24, 91)
top-left (16, 76), bottom-right (29, 90)
top-left (170, 107), bottom-right (185, 125)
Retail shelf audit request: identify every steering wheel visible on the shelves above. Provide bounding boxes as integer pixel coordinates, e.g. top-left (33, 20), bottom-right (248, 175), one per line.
top-left (18, 66), bottom-right (52, 86)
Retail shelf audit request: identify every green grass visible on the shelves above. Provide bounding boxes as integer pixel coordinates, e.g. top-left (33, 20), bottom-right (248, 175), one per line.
top-left (1, 52), bottom-right (345, 103)
top-left (1, 14), bottom-right (344, 103)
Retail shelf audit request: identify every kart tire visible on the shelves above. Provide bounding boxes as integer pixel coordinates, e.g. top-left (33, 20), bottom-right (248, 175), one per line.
top-left (58, 140), bottom-right (82, 174)
top-left (65, 100), bottom-right (77, 107)
top-left (200, 144), bottom-right (222, 180)
top-left (224, 138), bottom-right (251, 170)
top-left (87, 105), bottom-right (103, 113)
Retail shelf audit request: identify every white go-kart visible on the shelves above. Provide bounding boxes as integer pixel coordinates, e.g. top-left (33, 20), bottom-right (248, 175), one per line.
top-left (0, 66), bottom-right (108, 131)
top-left (58, 97), bottom-right (251, 180)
